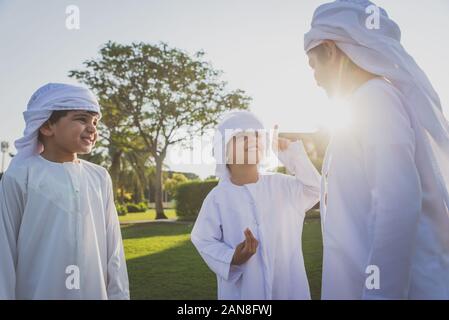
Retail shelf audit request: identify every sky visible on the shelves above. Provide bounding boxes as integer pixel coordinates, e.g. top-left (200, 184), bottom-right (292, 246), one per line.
top-left (1, 0), bottom-right (448, 177)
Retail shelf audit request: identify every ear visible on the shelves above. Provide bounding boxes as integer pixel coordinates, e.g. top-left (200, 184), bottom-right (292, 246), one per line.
top-left (39, 121), bottom-right (55, 138)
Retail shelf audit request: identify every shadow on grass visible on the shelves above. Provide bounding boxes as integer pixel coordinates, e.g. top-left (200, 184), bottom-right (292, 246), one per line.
top-left (126, 237), bottom-right (217, 299)
top-left (121, 221), bottom-right (195, 240)
top-left (123, 219), bottom-right (323, 300)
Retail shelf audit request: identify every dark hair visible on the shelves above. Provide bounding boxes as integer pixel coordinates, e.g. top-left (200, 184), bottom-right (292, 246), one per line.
top-left (47, 110), bottom-right (70, 124)
top-left (38, 110), bottom-right (99, 142)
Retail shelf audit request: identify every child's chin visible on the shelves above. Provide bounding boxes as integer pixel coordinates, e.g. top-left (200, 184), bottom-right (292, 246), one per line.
top-left (77, 146), bottom-right (93, 154)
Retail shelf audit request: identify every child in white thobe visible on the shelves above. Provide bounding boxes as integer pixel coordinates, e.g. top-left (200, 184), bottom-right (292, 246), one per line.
top-left (191, 111), bottom-right (320, 300)
top-left (0, 83), bottom-right (129, 299)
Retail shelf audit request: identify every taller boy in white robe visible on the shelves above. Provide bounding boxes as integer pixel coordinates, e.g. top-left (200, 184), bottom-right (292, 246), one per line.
top-left (305, 0), bottom-right (449, 299)
top-left (0, 83), bottom-right (129, 299)
top-left (191, 111), bottom-right (321, 300)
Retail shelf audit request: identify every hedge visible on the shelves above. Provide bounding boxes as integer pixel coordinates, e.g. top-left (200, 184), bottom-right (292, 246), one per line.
top-left (126, 201), bottom-right (148, 213)
top-left (175, 180), bottom-right (218, 219)
top-left (115, 201), bottom-right (148, 215)
top-left (115, 203), bottom-right (128, 216)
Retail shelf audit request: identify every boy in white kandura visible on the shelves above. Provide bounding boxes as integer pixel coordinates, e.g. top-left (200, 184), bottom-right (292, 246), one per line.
top-left (191, 110), bottom-right (320, 299)
top-left (0, 83), bottom-right (129, 299)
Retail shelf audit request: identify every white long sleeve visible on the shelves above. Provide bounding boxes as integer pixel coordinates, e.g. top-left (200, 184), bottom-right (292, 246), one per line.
top-left (191, 194), bottom-right (244, 282)
top-left (104, 174), bottom-right (130, 300)
top-left (360, 143), bottom-right (421, 299)
top-left (0, 172), bottom-right (25, 300)
top-left (355, 85), bottom-right (421, 299)
top-left (277, 140), bottom-right (321, 211)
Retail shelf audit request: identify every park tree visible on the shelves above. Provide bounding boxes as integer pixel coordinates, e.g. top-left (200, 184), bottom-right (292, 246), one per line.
top-left (69, 41), bottom-right (250, 219)
top-left (164, 173), bottom-right (189, 198)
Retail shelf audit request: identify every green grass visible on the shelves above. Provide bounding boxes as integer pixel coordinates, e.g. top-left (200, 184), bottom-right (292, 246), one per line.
top-left (121, 216), bottom-right (323, 300)
top-left (302, 218), bottom-right (323, 299)
top-left (119, 209), bottom-right (177, 223)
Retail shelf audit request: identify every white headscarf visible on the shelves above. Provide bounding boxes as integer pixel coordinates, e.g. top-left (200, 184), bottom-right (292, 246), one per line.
top-left (213, 110), bottom-right (267, 181)
top-left (10, 83), bottom-right (101, 168)
top-left (304, 0), bottom-right (449, 213)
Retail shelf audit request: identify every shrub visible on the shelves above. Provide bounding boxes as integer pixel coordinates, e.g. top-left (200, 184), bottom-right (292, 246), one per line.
top-left (175, 180), bottom-right (218, 220)
top-left (137, 201), bottom-right (149, 212)
top-left (116, 203), bottom-right (128, 216)
top-left (126, 202), bottom-right (141, 213)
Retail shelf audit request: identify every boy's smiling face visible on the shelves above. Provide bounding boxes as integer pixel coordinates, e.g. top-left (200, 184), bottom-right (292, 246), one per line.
top-left (226, 131), bottom-right (265, 165)
top-left (39, 110), bottom-right (99, 155)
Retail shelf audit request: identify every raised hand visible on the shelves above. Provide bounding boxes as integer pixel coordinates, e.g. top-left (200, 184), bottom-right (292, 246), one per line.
top-left (272, 124), bottom-right (291, 153)
top-left (231, 228), bottom-right (259, 265)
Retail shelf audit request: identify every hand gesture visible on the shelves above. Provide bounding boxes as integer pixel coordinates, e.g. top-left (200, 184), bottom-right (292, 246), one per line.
top-left (272, 124), bottom-right (291, 153)
top-left (231, 228), bottom-right (259, 265)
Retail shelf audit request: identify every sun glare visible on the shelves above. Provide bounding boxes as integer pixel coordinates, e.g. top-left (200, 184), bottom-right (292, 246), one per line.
top-left (317, 99), bottom-right (353, 132)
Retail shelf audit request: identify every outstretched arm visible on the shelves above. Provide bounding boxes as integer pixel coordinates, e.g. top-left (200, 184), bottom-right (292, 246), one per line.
top-left (273, 126), bottom-right (321, 211)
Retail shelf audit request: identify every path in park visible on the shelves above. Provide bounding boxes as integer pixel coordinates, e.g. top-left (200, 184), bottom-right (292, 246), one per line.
top-left (119, 219), bottom-right (192, 226)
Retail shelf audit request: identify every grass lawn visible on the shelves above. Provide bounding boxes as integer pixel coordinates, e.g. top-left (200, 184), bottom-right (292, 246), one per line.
top-left (119, 209), bottom-right (177, 223)
top-left (121, 215), bottom-right (323, 300)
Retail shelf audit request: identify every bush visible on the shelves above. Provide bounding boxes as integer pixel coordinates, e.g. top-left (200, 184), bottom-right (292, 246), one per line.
top-left (126, 203), bottom-right (139, 213)
top-left (175, 180), bottom-right (218, 220)
top-left (125, 201), bottom-right (149, 213)
top-left (116, 203), bottom-right (128, 216)
top-left (137, 201), bottom-right (149, 212)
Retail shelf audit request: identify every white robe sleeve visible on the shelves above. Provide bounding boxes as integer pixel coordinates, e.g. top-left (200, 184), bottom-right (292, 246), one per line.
top-left (104, 172), bottom-right (130, 300)
top-left (191, 193), bottom-right (243, 282)
top-left (277, 140), bottom-right (321, 211)
top-left (356, 87), bottom-right (421, 299)
top-left (0, 173), bottom-right (25, 300)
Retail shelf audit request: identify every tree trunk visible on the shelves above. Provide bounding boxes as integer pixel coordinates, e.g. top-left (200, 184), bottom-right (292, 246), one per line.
top-left (135, 166), bottom-right (146, 203)
top-left (154, 156), bottom-right (167, 219)
top-left (109, 149), bottom-right (122, 200)
top-left (128, 154), bottom-right (146, 203)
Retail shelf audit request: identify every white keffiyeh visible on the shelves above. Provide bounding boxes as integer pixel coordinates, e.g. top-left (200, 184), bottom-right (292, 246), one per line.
top-left (11, 83), bottom-right (101, 168)
top-left (304, 0), bottom-right (449, 213)
top-left (212, 111), bottom-right (267, 180)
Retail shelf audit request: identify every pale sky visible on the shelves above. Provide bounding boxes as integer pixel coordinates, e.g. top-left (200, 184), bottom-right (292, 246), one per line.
top-left (1, 0), bottom-right (448, 177)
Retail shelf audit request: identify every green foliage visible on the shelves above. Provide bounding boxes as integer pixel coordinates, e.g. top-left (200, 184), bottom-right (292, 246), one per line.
top-left (126, 201), bottom-right (149, 213)
top-left (69, 41), bottom-right (251, 219)
top-left (137, 201), bottom-right (149, 211)
top-left (164, 173), bottom-right (189, 196)
top-left (175, 180), bottom-right (218, 219)
top-left (115, 203), bottom-right (128, 216)
top-left (68, 41), bottom-right (251, 154)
